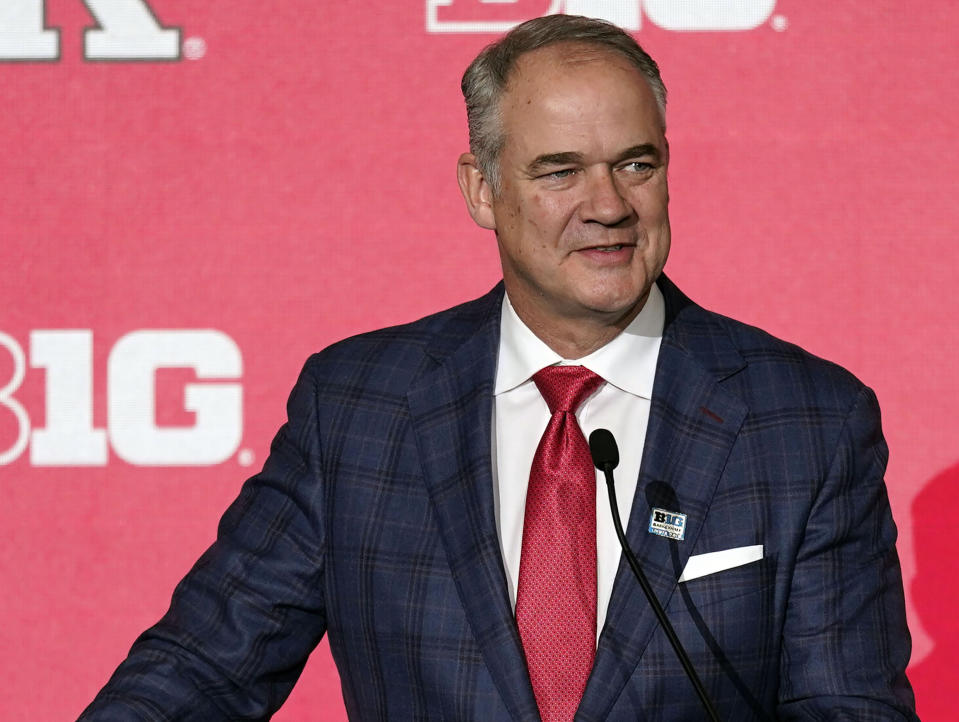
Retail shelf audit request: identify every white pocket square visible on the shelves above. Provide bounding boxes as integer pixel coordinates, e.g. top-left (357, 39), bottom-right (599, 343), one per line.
top-left (678, 545), bottom-right (764, 583)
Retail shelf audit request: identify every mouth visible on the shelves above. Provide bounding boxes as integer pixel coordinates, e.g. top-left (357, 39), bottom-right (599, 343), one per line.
top-left (575, 243), bottom-right (636, 265)
top-left (577, 242), bottom-right (636, 253)
top-left (579, 241), bottom-right (636, 251)
top-left (589, 245), bottom-right (627, 252)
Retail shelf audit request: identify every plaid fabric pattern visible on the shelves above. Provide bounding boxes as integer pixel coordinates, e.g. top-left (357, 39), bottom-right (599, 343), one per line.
top-left (80, 276), bottom-right (916, 721)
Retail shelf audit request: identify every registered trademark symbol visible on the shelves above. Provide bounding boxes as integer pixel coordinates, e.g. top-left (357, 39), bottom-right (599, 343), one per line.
top-left (238, 448), bottom-right (254, 467)
top-left (183, 36), bottom-right (206, 60)
top-left (770, 15), bottom-right (788, 32)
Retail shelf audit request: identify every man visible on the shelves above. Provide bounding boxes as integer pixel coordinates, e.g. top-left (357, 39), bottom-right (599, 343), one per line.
top-left (82, 15), bottom-right (917, 721)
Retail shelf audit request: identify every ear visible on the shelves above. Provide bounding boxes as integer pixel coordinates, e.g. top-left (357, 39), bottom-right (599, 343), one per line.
top-left (457, 153), bottom-right (496, 230)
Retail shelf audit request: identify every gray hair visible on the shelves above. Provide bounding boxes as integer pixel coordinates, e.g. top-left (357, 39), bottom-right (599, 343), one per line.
top-left (461, 14), bottom-right (667, 193)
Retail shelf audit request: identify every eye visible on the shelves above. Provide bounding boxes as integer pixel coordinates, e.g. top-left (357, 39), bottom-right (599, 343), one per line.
top-left (621, 161), bottom-right (654, 173)
top-left (540, 168), bottom-right (577, 180)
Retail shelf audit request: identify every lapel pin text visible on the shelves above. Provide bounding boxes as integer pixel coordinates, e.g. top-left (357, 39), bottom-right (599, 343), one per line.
top-left (648, 508), bottom-right (687, 541)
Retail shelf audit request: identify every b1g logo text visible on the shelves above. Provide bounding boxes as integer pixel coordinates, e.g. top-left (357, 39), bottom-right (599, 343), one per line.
top-left (428, 0), bottom-right (777, 33)
top-left (648, 508), bottom-right (687, 541)
top-left (0, 0), bottom-right (180, 61)
top-left (0, 330), bottom-right (242, 467)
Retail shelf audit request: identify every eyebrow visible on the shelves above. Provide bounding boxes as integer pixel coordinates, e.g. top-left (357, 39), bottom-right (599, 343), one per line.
top-left (526, 152), bottom-right (584, 175)
top-left (525, 144), bottom-right (663, 175)
top-left (615, 144), bottom-right (662, 163)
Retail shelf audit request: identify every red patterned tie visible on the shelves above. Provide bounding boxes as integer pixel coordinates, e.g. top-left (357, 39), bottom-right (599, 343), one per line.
top-left (516, 365), bottom-right (604, 722)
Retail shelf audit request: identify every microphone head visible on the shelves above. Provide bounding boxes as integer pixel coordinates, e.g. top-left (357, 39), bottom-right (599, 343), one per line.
top-left (589, 428), bottom-right (619, 470)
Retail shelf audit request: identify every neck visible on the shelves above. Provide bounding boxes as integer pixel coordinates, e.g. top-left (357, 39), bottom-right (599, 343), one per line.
top-left (510, 293), bottom-right (649, 360)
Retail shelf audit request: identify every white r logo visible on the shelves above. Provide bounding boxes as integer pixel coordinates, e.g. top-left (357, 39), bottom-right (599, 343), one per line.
top-left (0, 0), bottom-right (181, 61)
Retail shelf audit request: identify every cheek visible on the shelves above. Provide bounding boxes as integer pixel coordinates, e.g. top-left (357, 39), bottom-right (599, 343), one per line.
top-left (527, 194), bottom-right (574, 239)
top-left (506, 195), bottom-right (549, 241)
top-left (645, 182), bottom-right (670, 222)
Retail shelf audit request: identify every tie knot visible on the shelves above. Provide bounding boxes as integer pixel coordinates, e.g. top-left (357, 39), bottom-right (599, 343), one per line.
top-left (532, 365), bottom-right (603, 415)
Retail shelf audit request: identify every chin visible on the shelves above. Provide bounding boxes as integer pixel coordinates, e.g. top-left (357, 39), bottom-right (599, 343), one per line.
top-left (578, 292), bottom-right (646, 318)
top-left (579, 280), bottom-right (649, 313)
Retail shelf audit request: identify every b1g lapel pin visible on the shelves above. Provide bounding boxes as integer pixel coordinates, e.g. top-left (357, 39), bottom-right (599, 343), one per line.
top-left (648, 508), bottom-right (687, 540)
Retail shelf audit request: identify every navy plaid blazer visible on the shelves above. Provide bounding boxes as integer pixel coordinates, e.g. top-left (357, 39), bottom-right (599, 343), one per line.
top-left (81, 277), bottom-right (917, 720)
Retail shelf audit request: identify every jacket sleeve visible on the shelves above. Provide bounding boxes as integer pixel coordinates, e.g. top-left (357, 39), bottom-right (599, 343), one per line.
top-left (79, 358), bottom-right (329, 721)
top-left (777, 386), bottom-right (918, 720)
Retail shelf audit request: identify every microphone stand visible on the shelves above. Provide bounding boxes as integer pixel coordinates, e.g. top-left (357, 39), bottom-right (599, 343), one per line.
top-left (591, 429), bottom-right (721, 722)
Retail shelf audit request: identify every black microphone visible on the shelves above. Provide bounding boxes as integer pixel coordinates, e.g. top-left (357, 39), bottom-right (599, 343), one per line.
top-left (588, 429), bottom-right (721, 722)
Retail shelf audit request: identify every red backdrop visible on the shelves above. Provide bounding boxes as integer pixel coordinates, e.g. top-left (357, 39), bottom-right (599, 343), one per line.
top-left (1, 1), bottom-right (955, 718)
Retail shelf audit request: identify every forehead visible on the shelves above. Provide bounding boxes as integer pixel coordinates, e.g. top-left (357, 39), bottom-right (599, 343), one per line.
top-left (505, 42), bottom-right (645, 91)
top-left (498, 43), bottom-right (664, 158)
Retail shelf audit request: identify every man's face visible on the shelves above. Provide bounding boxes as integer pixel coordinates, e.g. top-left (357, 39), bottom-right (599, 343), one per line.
top-left (467, 44), bottom-right (671, 336)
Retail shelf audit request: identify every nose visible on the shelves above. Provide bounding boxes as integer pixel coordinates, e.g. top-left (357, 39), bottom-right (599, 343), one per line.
top-left (580, 168), bottom-right (632, 226)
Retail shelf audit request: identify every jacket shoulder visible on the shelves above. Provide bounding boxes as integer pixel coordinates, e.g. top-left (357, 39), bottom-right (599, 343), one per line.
top-left (659, 276), bottom-right (871, 409)
top-left (299, 284), bottom-right (503, 392)
top-left (705, 306), bottom-right (871, 411)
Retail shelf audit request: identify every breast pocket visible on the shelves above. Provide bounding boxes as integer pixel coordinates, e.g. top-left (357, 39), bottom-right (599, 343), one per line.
top-left (669, 553), bottom-right (776, 612)
top-left (651, 554), bottom-right (781, 711)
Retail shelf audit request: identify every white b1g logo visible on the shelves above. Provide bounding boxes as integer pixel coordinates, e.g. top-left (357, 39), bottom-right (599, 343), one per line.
top-left (0, 330), bottom-right (242, 466)
top-left (427, 0), bottom-right (777, 33)
top-left (0, 0), bottom-right (180, 61)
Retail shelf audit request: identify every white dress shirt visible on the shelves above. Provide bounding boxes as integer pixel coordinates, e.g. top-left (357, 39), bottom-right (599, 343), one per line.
top-left (492, 282), bottom-right (665, 639)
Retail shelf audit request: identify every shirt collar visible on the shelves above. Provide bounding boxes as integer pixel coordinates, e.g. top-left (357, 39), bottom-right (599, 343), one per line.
top-left (495, 281), bottom-right (665, 398)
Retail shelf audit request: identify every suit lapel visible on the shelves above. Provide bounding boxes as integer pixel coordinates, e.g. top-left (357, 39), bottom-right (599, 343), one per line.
top-left (580, 278), bottom-right (748, 719)
top-left (407, 286), bottom-right (539, 722)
